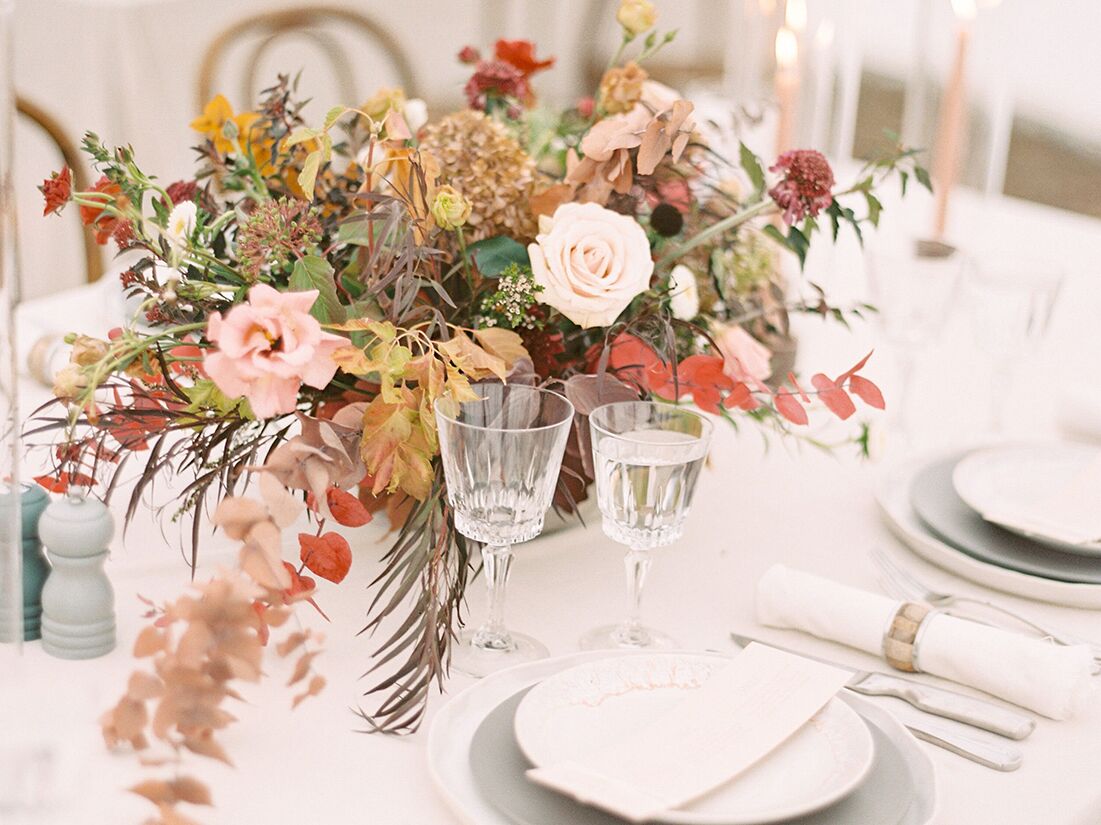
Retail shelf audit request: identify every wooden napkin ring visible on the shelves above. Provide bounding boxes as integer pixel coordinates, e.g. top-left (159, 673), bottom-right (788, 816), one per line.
top-left (882, 601), bottom-right (934, 673)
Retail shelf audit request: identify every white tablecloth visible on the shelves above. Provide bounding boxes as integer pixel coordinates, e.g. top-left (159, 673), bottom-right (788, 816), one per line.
top-left (4, 184), bottom-right (1101, 825)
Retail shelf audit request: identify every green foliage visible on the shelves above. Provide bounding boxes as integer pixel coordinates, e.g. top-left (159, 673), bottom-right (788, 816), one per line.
top-left (289, 255), bottom-right (346, 324)
top-left (467, 235), bottom-right (530, 277)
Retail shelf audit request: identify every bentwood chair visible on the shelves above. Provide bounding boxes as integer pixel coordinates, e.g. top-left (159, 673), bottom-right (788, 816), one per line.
top-left (197, 5), bottom-right (419, 114)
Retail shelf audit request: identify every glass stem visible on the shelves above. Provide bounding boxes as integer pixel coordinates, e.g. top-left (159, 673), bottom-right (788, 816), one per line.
top-left (893, 345), bottom-right (918, 442)
top-left (989, 356), bottom-right (1013, 434)
top-left (618, 545), bottom-right (653, 646)
top-left (473, 544), bottom-right (514, 652)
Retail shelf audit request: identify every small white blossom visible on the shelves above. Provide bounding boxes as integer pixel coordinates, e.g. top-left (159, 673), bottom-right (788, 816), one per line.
top-left (668, 264), bottom-right (700, 320)
top-left (403, 98), bottom-right (428, 132)
top-left (166, 201), bottom-right (198, 247)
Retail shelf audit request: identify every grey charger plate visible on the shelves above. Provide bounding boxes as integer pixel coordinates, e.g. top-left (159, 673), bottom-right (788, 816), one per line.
top-left (469, 687), bottom-right (929, 825)
top-left (910, 455), bottom-right (1101, 585)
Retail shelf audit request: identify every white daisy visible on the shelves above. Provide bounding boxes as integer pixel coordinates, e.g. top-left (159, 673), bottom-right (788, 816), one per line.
top-left (166, 201), bottom-right (198, 247)
top-left (668, 264), bottom-right (700, 321)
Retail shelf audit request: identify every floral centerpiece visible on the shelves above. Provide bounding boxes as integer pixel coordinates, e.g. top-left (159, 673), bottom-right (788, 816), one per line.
top-left (32, 2), bottom-right (925, 810)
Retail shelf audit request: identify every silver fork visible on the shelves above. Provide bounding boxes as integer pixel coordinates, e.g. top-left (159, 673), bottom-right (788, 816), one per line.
top-left (871, 547), bottom-right (1101, 661)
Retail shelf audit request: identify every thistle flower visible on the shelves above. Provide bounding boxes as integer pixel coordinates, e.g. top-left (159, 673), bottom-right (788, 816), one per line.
top-left (768, 149), bottom-right (835, 224)
top-left (236, 198), bottom-right (322, 280)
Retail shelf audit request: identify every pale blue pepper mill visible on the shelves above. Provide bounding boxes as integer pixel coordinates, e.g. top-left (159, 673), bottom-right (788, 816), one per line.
top-left (38, 493), bottom-right (116, 659)
top-left (0, 485), bottom-right (50, 642)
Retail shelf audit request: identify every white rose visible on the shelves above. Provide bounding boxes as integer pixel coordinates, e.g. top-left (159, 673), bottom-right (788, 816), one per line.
top-left (667, 264), bottom-right (700, 320)
top-left (528, 202), bottom-right (654, 329)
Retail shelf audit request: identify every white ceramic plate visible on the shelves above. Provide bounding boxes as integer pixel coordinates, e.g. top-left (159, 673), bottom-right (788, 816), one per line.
top-left (426, 650), bottom-right (937, 825)
top-left (875, 456), bottom-right (1101, 609)
top-left (512, 653), bottom-right (874, 825)
top-left (952, 444), bottom-right (1101, 556)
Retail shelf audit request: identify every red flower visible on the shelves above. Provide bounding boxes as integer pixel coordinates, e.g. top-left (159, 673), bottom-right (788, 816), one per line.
top-left (464, 59), bottom-right (532, 111)
top-left (576, 96), bottom-right (595, 118)
top-left (40, 165), bottom-right (72, 216)
top-left (768, 149), bottom-right (835, 225)
top-left (79, 176), bottom-right (126, 245)
top-left (494, 39), bottom-right (554, 76)
top-left (457, 45), bottom-right (481, 64)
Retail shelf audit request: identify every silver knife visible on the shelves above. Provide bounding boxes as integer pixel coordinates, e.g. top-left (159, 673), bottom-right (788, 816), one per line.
top-left (730, 633), bottom-right (1036, 740)
top-left (888, 706), bottom-right (1023, 771)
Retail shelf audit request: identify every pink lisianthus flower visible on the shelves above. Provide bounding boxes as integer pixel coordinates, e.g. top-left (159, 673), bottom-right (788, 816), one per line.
top-left (204, 284), bottom-right (346, 418)
top-left (714, 324), bottom-right (773, 391)
top-left (768, 149), bottom-right (835, 225)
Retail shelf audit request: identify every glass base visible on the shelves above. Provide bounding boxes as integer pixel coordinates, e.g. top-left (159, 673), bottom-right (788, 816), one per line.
top-left (578, 623), bottom-right (678, 651)
top-left (451, 628), bottom-right (549, 678)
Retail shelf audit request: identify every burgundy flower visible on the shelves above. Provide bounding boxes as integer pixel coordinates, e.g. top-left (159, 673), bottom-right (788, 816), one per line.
top-left (40, 165), bottom-right (72, 216)
top-left (457, 45), bottom-right (481, 65)
top-left (165, 179), bottom-right (198, 207)
top-left (768, 149), bottom-right (835, 225)
top-left (463, 59), bottom-right (531, 111)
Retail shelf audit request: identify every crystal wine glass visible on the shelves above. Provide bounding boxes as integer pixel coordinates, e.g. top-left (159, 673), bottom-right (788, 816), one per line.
top-left (866, 239), bottom-right (963, 441)
top-left (581, 401), bottom-right (713, 650)
top-left (435, 383), bottom-right (574, 677)
top-left (963, 257), bottom-right (1063, 433)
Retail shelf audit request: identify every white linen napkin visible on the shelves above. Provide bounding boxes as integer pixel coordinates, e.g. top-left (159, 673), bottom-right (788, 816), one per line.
top-left (981, 453), bottom-right (1101, 545)
top-left (526, 643), bottom-right (852, 823)
top-left (756, 564), bottom-right (1094, 719)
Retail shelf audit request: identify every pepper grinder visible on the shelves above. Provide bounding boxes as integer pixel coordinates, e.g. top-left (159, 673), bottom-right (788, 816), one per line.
top-left (0, 485), bottom-right (50, 642)
top-left (38, 492), bottom-right (116, 659)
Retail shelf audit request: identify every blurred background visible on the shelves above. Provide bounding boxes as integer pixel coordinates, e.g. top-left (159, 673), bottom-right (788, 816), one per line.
top-left (9, 0), bottom-right (1101, 300)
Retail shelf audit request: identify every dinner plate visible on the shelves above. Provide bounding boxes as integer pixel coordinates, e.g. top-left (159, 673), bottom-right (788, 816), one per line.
top-left (513, 653), bottom-right (874, 824)
top-left (952, 444), bottom-right (1101, 556)
top-left (911, 454), bottom-right (1101, 585)
top-left (426, 650), bottom-right (938, 825)
top-left (874, 456), bottom-right (1101, 609)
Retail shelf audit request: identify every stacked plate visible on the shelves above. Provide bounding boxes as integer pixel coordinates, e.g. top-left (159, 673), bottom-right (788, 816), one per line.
top-left (428, 650), bottom-right (937, 825)
top-left (876, 443), bottom-right (1101, 609)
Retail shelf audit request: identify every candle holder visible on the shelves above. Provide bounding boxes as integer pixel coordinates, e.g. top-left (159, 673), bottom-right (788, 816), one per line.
top-left (0, 485), bottom-right (49, 641)
top-left (38, 492), bottom-right (116, 659)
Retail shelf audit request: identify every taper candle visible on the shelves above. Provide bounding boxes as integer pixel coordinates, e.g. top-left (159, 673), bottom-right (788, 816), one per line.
top-left (932, 0), bottom-right (975, 239)
top-left (774, 27), bottom-right (799, 155)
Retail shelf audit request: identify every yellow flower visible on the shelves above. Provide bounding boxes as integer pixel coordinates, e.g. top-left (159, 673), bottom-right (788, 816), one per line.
top-left (430, 185), bottom-right (472, 231)
top-left (191, 94), bottom-right (265, 157)
top-left (616, 0), bottom-right (657, 36)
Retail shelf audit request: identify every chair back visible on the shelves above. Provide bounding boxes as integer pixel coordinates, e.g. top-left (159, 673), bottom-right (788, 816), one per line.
top-left (198, 6), bottom-right (418, 113)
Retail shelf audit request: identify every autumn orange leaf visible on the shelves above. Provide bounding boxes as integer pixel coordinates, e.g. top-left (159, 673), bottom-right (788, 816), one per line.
top-left (774, 389), bottom-right (809, 425)
top-left (298, 532), bottom-right (352, 583)
top-left (325, 487), bottom-right (372, 527)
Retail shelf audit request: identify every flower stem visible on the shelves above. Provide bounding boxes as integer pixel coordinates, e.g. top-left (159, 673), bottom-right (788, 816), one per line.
top-left (656, 199), bottom-right (775, 270)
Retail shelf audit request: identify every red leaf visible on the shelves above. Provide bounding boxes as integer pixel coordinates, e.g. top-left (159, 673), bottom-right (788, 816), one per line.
top-left (298, 532), bottom-right (352, 584)
top-left (774, 390), bottom-right (809, 425)
top-left (837, 350), bottom-right (874, 383)
top-left (326, 488), bottom-right (372, 527)
top-left (787, 372), bottom-right (810, 403)
top-left (848, 375), bottom-right (885, 410)
top-left (722, 382), bottom-right (754, 411)
top-left (34, 471), bottom-right (95, 493)
top-left (606, 334), bottom-right (674, 396)
top-left (811, 374), bottom-right (857, 420)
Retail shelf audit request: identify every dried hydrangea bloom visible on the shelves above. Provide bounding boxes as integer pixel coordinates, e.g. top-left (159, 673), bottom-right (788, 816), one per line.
top-left (419, 110), bottom-right (538, 241)
top-left (768, 149), bottom-right (835, 224)
top-left (599, 61), bottom-right (649, 114)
